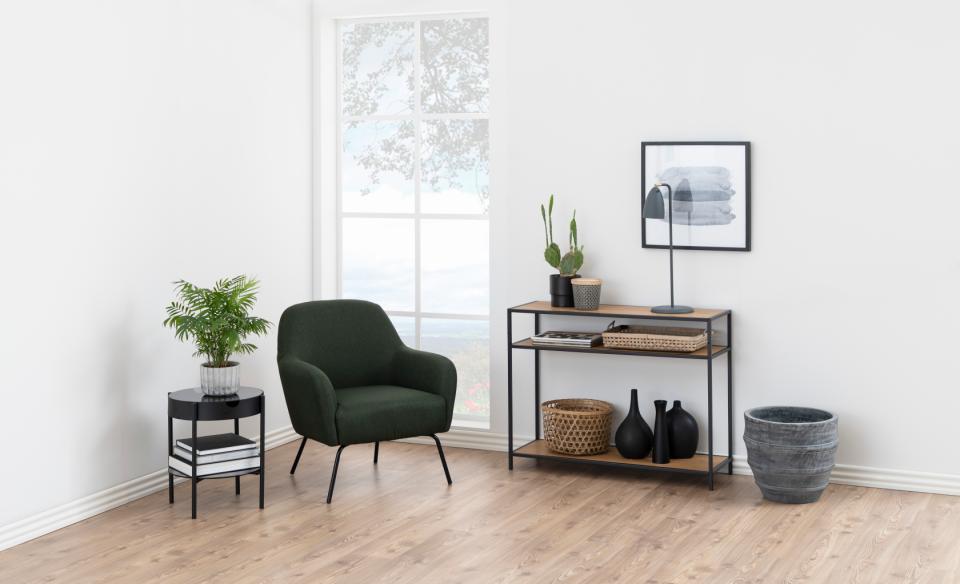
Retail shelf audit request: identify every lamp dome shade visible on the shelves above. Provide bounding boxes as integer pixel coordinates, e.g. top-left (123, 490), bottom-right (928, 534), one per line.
top-left (643, 186), bottom-right (665, 219)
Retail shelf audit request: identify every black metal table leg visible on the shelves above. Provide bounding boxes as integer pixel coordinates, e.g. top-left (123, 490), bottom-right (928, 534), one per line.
top-left (259, 395), bottom-right (265, 509)
top-left (727, 312), bottom-right (734, 475)
top-left (191, 414), bottom-right (198, 519)
top-left (534, 313), bottom-right (541, 441)
top-left (507, 309), bottom-right (514, 470)
top-left (234, 418), bottom-right (241, 495)
top-left (373, 441), bottom-right (379, 464)
top-left (168, 415), bottom-right (174, 504)
top-left (707, 319), bottom-right (714, 490)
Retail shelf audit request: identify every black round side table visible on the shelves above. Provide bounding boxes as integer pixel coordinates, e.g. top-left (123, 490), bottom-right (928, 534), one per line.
top-left (167, 387), bottom-right (265, 518)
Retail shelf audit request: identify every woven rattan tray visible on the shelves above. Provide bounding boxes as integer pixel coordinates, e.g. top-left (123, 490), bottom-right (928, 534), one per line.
top-left (602, 324), bottom-right (708, 352)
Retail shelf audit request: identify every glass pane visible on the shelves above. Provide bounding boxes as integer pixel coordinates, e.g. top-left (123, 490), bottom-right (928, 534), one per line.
top-left (389, 316), bottom-right (416, 347)
top-left (342, 121), bottom-right (415, 213)
top-left (421, 319), bottom-right (489, 418)
top-left (421, 219), bottom-right (488, 315)
top-left (421, 119), bottom-right (489, 214)
top-left (341, 21), bottom-right (414, 116)
top-left (341, 218), bottom-right (414, 311)
top-left (420, 18), bottom-right (489, 114)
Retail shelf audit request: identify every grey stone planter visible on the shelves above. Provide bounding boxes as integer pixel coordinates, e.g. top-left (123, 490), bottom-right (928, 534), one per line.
top-left (743, 406), bottom-right (838, 504)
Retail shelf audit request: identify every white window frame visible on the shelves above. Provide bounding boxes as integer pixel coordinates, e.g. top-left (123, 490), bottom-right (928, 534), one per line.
top-left (335, 14), bottom-right (490, 428)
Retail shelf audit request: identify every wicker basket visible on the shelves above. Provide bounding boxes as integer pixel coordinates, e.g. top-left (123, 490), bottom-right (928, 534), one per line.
top-left (541, 399), bottom-right (613, 455)
top-left (602, 325), bottom-right (708, 352)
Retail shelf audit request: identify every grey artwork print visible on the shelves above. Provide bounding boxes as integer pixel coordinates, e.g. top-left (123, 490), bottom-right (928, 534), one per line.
top-left (662, 169), bottom-right (735, 226)
top-left (642, 142), bottom-right (751, 251)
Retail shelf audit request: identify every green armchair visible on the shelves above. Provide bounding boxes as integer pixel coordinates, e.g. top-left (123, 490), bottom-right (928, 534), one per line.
top-left (277, 299), bottom-right (457, 503)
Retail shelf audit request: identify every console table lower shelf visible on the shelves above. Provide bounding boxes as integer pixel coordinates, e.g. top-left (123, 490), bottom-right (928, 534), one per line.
top-left (514, 439), bottom-right (731, 475)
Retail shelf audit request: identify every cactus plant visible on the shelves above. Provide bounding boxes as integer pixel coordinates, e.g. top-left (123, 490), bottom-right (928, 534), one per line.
top-left (541, 195), bottom-right (562, 269)
top-left (540, 195), bottom-right (584, 276)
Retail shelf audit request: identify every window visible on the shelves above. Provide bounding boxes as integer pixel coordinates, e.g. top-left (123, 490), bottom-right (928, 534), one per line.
top-left (337, 16), bottom-right (490, 427)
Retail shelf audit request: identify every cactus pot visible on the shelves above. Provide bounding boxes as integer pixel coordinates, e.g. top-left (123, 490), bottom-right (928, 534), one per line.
top-left (744, 406), bottom-right (838, 504)
top-left (549, 274), bottom-right (580, 307)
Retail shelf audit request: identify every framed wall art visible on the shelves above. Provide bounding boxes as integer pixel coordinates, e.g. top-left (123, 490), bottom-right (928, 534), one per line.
top-left (641, 141), bottom-right (751, 251)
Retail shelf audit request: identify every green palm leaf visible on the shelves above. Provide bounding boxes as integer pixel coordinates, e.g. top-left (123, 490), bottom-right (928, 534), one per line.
top-left (163, 275), bottom-right (272, 367)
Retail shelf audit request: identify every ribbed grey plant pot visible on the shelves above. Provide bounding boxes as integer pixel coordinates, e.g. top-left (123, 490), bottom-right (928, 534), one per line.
top-left (743, 406), bottom-right (838, 504)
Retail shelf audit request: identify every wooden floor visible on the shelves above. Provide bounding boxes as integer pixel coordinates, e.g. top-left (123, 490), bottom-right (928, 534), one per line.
top-left (3, 440), bottom-right (960, 584)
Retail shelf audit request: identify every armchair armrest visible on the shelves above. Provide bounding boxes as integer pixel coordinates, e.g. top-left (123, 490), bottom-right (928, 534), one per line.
top-left (277, 356), bottom-right (340, 446)
top-left (393, 346), bottom-right (458, 429)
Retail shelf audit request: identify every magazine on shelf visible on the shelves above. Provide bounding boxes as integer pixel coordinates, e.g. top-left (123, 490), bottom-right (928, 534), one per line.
top-left (531, 331), bottom-right (603, 347)
top-left (168, 454), bottom-right (260, 477)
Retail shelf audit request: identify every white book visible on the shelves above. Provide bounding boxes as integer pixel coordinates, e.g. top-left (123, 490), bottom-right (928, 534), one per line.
top-left (169, 454), bottom-right (260, 477)
top-left (174, 446), bottom-right (259, 464)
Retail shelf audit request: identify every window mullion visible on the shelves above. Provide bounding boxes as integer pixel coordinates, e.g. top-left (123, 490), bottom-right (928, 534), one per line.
top-left (413, 19), bottom-right (423, 350)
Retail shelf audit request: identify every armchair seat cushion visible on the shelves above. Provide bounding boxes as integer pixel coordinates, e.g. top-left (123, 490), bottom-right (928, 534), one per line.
top-left (335, 385), bottom-right (448, 445)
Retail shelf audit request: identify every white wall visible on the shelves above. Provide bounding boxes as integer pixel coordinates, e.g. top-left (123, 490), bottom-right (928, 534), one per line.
top-left (0, 0), bottom-right (312, 528)
top-left (489, 0), bottom-right (960, 477)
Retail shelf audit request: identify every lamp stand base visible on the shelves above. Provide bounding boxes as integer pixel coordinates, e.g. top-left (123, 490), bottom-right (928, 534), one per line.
top-left (651, 304), bottom-right (694, 314)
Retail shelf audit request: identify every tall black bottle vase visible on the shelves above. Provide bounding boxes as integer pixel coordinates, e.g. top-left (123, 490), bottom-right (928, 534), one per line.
top-left (652, 399), bottom-right (670, 464)
top-left (614, 389), bottom-right (653, 459)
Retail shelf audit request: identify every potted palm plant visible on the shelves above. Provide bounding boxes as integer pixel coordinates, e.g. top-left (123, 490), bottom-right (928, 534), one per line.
top-left (163, 275), bottom-right (271, 396)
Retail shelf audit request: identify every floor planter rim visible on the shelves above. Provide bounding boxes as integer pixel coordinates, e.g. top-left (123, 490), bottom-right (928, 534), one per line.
top-left (744, 406), bottom-right (837, 426)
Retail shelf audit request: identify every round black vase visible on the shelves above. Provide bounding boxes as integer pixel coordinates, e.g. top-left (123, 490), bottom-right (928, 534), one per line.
top-left (665, 400), bottom-right (699, 459)
top-left (652, 399), bottom-right (670, 464)
top-left (614, 389), bottom-right (653, 459)
top-left (549, 274), bottom-right (580, 307)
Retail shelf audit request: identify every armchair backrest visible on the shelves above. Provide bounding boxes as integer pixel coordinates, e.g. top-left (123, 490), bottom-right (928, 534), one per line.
top-left (277, 300), bottom-right (403, 388)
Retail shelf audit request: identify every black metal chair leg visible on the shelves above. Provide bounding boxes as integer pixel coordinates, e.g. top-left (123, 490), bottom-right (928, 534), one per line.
top-left (327, 445), bottom-right (347, 504)
top-left (373, 441), bottom-right (379, 464)
top-left (290, 436), bottom-right (307, 475)
top-left (431, 434), bottom-right (453, 485)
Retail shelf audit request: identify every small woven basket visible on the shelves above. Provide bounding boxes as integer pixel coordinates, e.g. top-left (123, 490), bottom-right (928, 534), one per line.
top-left (571, 278), bottom-right (602, 310)
top-left (541, 398), bottom-right (613, 455)
top-left (602, 325), bottom-right (708, 352)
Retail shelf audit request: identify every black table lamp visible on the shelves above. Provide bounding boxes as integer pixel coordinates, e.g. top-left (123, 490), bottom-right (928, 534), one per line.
top-left (643, 182), bottom-right (694, 314)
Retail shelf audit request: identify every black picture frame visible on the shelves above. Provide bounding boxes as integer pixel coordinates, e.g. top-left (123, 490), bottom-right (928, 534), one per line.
top-left (641, 141), bottom-right (751, 252)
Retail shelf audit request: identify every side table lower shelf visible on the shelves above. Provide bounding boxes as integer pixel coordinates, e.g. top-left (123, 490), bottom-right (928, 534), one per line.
top-left (513, 439), bottom-right (731, 475)
top-left (169, 467), bottom-right (262, 482)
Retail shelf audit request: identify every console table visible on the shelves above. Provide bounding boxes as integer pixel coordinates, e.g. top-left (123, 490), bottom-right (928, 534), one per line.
top-left (507, 301), bottom-right (733, 489)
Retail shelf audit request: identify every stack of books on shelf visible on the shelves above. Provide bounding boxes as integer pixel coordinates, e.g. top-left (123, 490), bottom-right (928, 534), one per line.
top-left (531, 330), bottom-right (603, 348)
top-left (169, 433), bottom-right (260, 477)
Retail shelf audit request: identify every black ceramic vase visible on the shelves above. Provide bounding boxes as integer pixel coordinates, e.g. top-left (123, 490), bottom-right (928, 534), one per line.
top-left (665, 400), bottom-right (699, 459)
top-left (614, 389), bottom-right (653, 459)
top-left (549, 274), bottom-right (580, 307)
top-left (652, 399), bottom-right (670, 464)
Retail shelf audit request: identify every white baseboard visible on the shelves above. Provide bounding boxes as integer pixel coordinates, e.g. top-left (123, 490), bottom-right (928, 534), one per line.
top-left (0, 425), bottom-right (300, 553)
top-left (421, 430), bottom-right (960, 497)
top-left (5, 425), bottom-right (959, 553)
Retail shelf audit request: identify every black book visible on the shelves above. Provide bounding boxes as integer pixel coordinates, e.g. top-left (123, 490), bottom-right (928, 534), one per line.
top-left (176, 433), bottom-right (257, 455)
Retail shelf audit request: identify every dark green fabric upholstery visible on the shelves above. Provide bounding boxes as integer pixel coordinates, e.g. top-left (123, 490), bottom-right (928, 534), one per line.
top-left (335, 385), bottom-right (447, 445)
top-left (277, 300), bottom-right (457, 446)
